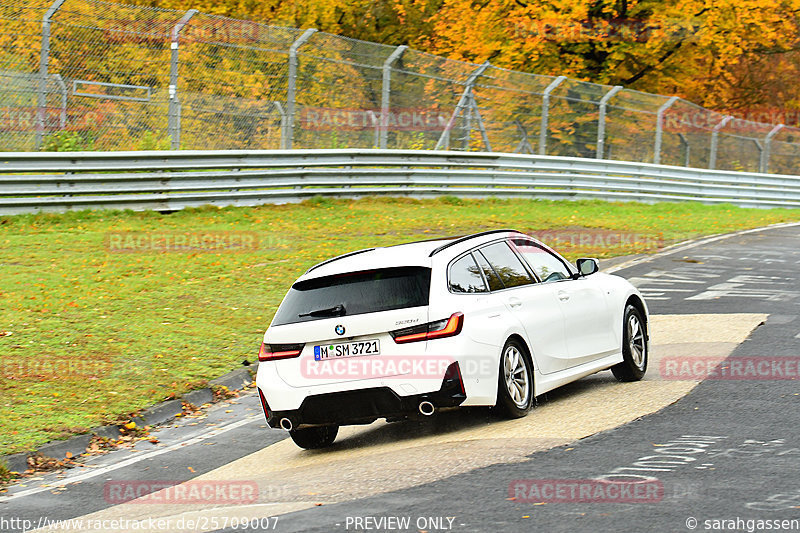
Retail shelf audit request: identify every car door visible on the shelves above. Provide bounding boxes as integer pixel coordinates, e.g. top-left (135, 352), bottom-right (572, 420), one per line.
top-left (475, 241), bottom-right (570, 375)
top-left (510, 238), bottom-right (617, 367)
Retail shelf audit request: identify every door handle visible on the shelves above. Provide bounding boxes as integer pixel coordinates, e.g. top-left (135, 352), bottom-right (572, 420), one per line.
top-left (557, 291), bottom-right (570, 302)
top-left (508, 297), bottom-right (522, 308)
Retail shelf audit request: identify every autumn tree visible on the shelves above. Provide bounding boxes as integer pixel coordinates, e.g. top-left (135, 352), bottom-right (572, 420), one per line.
top-left (420, 0), bottom-right (800, 112)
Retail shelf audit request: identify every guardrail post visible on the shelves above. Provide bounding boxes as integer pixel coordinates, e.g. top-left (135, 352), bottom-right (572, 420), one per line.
top-left (653, 96), bottom-right (679, 165)
top-left (708, 115), bottom-right (733, 169)
top-left (761, 124), bottom-right (784, 173)
top-left (435, 61), bottom-right (490, 151)
top-left (596, 85), bottom-right (622, 159)
top-left (379, 45), bottom-right (407, 149)
top-left (286, 28), bottom-right (317, 150)
top-left (168, 9), bottom-right (197, 150)
top-left (36, 0), bottom-right (67, 150)
top-left (539, 75), bottom-right (566, 155)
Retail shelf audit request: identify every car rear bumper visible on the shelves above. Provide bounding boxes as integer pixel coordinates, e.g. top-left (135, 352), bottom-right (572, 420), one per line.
top-left (258, 363), bottom-right (467, 429)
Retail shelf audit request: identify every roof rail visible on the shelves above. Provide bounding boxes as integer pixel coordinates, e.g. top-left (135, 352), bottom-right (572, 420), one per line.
top-left (428, 229), bottom-right (521, 257)
top-left (385, 235), bottom-right (456, 248)
top-left (305, 248), bottom-right (375, 274)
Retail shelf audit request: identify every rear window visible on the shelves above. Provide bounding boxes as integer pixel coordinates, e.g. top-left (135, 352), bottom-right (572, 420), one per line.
top-left (271, 267), bottom-right (431, 326)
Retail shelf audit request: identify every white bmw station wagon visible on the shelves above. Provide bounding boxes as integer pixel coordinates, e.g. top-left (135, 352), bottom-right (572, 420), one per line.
top-left (256, 230), bottom-right (648, 449)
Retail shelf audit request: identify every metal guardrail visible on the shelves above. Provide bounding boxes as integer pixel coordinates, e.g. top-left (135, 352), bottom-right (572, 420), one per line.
top-left (2, 149), bottom-right (800, 215)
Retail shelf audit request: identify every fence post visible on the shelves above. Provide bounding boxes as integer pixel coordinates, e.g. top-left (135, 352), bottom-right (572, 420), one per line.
top-left (596, 85), bottom-right (622, 159)
top-left (678, 133), bottom-right (690, 167)
top-left (539, 75), bottom-right (566, 155)
top-left (435, 61), bottom-right (490, 150)
top-left (53, 74), bottom-right (67, 129)
top-left (752, 139), bottom-right (763, 172)
top-left (379, 45), bottom-right (407, 149)
top-left (286, 28), bottom-right (317, 150)
top-left (653, 96), bottom-right (679, 165)
top-left (167, 9), bottom-right (197, 150)
top-left (708, 115), bottom-right (733, 169)
top-left (761, 124), bottom-right (785, 173)
top-left (272, 102), bottom-right (287, 149)
top-left (514, 119), bottom-right (534, 154)
top-left (36, 0), bottom-right (68, 150)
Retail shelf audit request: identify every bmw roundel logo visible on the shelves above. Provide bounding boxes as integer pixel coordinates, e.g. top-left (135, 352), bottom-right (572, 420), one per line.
top-left (335, 325), bottom-right (346, 336)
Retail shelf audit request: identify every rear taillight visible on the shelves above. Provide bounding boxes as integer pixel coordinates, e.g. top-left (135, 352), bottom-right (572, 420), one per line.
top-left (258, 343), bottom-right (304, 361)
top-left (391, 312), bottom-right (464, 344)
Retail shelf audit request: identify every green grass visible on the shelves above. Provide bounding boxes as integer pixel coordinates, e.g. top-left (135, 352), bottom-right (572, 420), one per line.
top-left (0, 460), bottom-right (11, 481)
top-left (1, 196), bottom-right (800, 456)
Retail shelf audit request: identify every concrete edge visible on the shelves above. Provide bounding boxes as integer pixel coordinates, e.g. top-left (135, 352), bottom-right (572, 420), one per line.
top-left (0, 363), bottom-right (258, 474)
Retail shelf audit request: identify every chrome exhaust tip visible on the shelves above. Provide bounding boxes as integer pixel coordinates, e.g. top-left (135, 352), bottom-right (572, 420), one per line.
top-left (418, 401), bottom-right (435, 416)
top-left (279, 418), bottom-right (293, 431)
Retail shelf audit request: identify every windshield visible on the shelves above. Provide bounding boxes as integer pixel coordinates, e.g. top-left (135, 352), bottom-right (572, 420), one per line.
top-left (271, 266), bottom-right (431, 326)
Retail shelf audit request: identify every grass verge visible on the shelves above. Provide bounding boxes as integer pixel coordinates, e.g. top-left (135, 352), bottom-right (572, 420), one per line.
top-left (2, 196), bottom-right (800, 456)
top-left (0, 460), bottom-right (12, 482)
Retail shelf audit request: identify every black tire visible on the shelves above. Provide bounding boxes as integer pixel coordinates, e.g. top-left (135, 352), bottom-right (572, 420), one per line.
top-left (288, 425), bottom-right (339, 449)
top-left (611, 304), bottom-right (648, 382)
top-left (494, 338), bottom-right (534, 418)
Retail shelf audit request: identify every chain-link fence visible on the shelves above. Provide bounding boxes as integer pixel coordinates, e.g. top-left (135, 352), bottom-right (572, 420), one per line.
top-left (3, 0), bottom-right (800, 174)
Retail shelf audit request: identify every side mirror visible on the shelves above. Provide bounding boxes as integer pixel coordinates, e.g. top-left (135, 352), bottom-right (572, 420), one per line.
top-left (576, 257), bottom-right (599, 277)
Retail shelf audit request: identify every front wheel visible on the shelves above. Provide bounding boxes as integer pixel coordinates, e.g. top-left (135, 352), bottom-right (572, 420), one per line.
top-left (289, 425), bottom-right (339, 449)
top-left (494, 338), bottom-right (534, 418)
top-left (611, 305), bottom-right (648, 382)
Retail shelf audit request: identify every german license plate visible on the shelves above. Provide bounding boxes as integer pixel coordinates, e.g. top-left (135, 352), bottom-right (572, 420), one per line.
top-left (313, 340), bottom-right (380, 361)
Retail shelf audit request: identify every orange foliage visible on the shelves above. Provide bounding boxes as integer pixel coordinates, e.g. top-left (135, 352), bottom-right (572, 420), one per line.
top-left (128, 0), bottom-right (800, 113)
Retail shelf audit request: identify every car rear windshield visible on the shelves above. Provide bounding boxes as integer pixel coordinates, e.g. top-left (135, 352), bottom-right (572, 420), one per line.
top-left (271, 266), bottom-right (431, 326)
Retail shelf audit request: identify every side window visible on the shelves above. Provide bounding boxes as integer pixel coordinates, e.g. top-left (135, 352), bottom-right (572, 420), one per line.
top-left (478, 242), bottom-right (534, 289)
top-left (474, 250), bottom-right (505, 291)
top-left (448, 254), bottom-right (488, 293)
top-left (511, 239), bottom-right (572, 283)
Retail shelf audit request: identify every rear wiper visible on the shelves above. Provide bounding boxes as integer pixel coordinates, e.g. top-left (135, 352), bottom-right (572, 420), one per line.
top-left (299, 304), bottom-right (346, 318)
